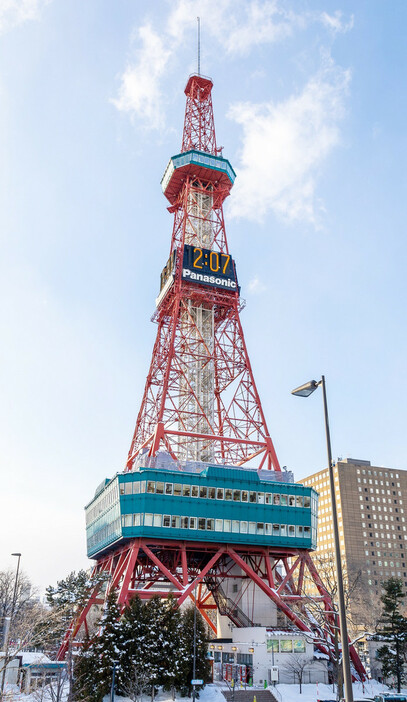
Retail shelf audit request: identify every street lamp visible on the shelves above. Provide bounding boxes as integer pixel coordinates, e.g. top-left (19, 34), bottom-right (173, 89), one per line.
top-left (110, 660), bottom-right (119, 702)
top-left (291, 376), bottom-right (353, 702)
top-left (0, 553), bottom-right (22, 701)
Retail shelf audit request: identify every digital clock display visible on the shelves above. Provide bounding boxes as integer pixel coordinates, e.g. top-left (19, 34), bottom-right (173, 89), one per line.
top-left (182, 244), bottom-right (238, 292)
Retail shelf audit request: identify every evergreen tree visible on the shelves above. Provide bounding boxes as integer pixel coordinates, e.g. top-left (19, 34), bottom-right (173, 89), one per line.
top-left (160, 595), bottom-right (186, 700)
top-left (116, 595), bottom-right (150, 701)
top-left (176, 605), bottom-right (210, 697)
top-left (91, 592), bottom-right (123, 701)
top-left (374, 577), bottom-right (407, 692)
top-left (73, 636), bottom-right (101, 702)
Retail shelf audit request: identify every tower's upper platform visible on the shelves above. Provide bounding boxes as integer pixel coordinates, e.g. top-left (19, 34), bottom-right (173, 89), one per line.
top-left (161, 149), bottom-right (235, 205)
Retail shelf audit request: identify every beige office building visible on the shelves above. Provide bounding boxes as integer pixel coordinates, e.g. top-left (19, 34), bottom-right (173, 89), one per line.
top-left (300, 458), bottom-right (407, 596)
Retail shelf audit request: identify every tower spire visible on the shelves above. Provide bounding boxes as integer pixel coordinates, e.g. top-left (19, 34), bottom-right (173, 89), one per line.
top-left (197, 17), bottom-right (200, 76)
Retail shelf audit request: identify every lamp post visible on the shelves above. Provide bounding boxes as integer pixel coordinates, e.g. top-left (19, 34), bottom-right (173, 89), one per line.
top-left (110, 660), bottom-right (119, 702)
top-left (0, 553), bottom-right (22, 701)
top-left (291, 376), bottom-right (353, 702)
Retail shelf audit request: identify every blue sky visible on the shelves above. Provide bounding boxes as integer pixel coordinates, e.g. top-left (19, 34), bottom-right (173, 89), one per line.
top-left (1, 0), bottom-right (406, 592)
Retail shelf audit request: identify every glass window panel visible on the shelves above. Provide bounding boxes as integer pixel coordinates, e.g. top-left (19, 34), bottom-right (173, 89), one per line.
top-left (165, 483), bottom-right (173, 495)
top-left (200, 486), bottom-right (208, 499)
top-left (163, 515), bottom-right (171, 527)
top-left (147, 482), bottom-right (155, 494)
top-left (174, 484), bottom-right (182, 496)
top-left (241, 491), bottom-right (248, 502)
top-left (192, 486), bottom-right (199, 497)
top-left (249, 492), bottom-right (257, 503)
top-left (144, 513), bottom-right (153, 526)
top-left (125, 482), bottom-right (132, 495)
top-left (133, 514), bottom-right (140, 526)
top-left (207, 519), bottom-right (214, 531)
top-left (233, 490), bottom-right (241, 502)
top-left (249, 522), bottom-right (256, 534)
top-left (304, 526), bottom-right (311, 537)
top-left (240, 521), bottom-right (248, 533)
top-left (119, 484), bottom-right (125, 495)
top-left (273, 494), bottom-right (280, 505)
top-left (296, 525), bottom-right (303, 537)
top-left (133, 482), bottom-right (140, 495)
top-left (288, 495), bottom-right (295, 507)
top-left (225, 489), bottom-right (233, 501)
top-left (280, 640), bottom-right (293, 653)
top-left (280, 494), bottom-right (287, 506)
top-left (232, 520), bottom-right (239, 533)
top-left (215, 519), bottom-right (223, 531)
top-left (216, 488), bottom-right (224, 499)
top-left (293, 639), bottom-right (305, 653)
top-left (156, 482), bottom-right (164, 495)
top-left (267, 639), bottom-right (279, 653)
top-left (265, 493), bottom-right (272, 504)
top-left (273, 524), bottom-right (280, 535)
top-left (171, 516), bottom-right (180, 528)
top-left (183, 484), bottom-right (191, 497)
top-left (288, 525), bottom-right (295, 537)
top-left (124, 514), bottom-right (132, 527)
top-left (265, 523), bottom-right (272, 535)
top-left (181, 517), bottom-right (189, 529)
top-left (189, 517), bottom-right (197, 529)
top-left (153, 514), bottom-right (162, 527)
top-left (296, 496), bottom-right (303, 508)
top-left (224, 519), bottom-right (231, 532)
top-left (281, 524), bottom-right (287, 537)
top-left (304, 495), bottom-right (311, 508)
top-left (198, 518), bottom-right (206, 530)
top-left (140, 481), bottom-right (146, 493)
top-left (208, 487), bottom-right (216, 499)
top-left (257, 522), bottom-right (264, 534)
top-left (257, 492), bottom-right (265, 504)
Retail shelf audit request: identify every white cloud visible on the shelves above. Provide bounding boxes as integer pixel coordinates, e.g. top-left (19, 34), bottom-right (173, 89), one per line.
top-left (320, 10), bottom-right (354, 34)
top-left (227, 57), bottom-right (351, 225)
top-left (112, 23), bottom-right (171, 130)
top-left (248, 276), bottom-right (267, 294)
top-left (0, 0), bottom-right (50, 35)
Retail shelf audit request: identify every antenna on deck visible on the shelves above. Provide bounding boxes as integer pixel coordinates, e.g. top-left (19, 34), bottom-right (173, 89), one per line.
top-left (197, 17), bottom-right (201, 75)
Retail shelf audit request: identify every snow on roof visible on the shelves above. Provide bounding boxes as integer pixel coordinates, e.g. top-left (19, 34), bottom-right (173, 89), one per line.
top-left (21, 652), bottom-right (52, 665)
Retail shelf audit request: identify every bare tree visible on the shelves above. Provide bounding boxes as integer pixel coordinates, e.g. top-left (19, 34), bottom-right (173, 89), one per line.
top-left (30, 668), bottom-right (68, 702)
top-left (120, 663), bottom-right (152, 702)
top-left (282, 655), bottom-right (314, 693)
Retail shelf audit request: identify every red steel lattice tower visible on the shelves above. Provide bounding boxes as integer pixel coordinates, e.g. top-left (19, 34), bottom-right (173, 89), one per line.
top-left (127, 74), bottom-right (280, 472)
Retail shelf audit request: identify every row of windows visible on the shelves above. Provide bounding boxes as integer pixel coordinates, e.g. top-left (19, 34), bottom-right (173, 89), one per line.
top-left (88, 517), bottom-right (121, 549)
top-left (121, 512), bottom-right (312, 538)
top-left (86, 482), bottom-right (119, 525)
top-left (266, 639), bottom-right (306, 653)
top-left (120, 480), bottom-right (312, 508)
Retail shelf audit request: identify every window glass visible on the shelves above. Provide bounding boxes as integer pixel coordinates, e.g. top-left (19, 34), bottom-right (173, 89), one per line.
top-left (217, 488), bottom-right (224, 500)
top-left (296, 495), bottom-right (303, 508)
top-left (140, 481), bottom-right (146, 493)
top-left (181, 517), bottom-right (189, 529)
top-left (241, 491), bottom-right (248, 502)
top-left (265, 523), bottom-right (272, 535)
top-left (240, 521), bottom-right (248, 533)
top-left (207, 519), bottom-right (214, 531)
top-left (134, 482), bottom-right (140, 495)
top-left (119, 484), bottom-right (125, 495)
top-left (215, 519), bottom-right (223, 531)
top-left (153, 514), bottom-right (162, 527)
top-left (124, 514), bottom-right (132, 527)
top-left (225, 489), bottom-right (233, 501)
top-left (171, 516), bottom-right (180, 528)
top-left (304, 495), bottom-right (311, 508)
top-left (280, 640), bottom-right (293, 653)
top-left (200, 486), bottom-right (208, 499)
top-left (174, 484), bottom-right (182, 496)
top-left (267, 639), bottom-right (279, 653)
top-left (280, 524), bottom-right (287, 537)
top-left (156, 482), bottom-right (164, 495)
top-left (257, 492), bottom-right (265, 504)
top-left (250, 492), bottom-right (257, 503)
top-left (191, 485), bottom-right (198, 497)
top-left (232, 520), bottom-right (239, 533)
top-left (296, 525), bottom-right (303, 537)
top-left (198, 518), bottom-right (206, 530)
top-left (134, 514), bottom-right (140, 526)
top-left (224, 519), bottom-right (231, 532)
top-left (144, 513), bottom-right (153, 526)
top-left (273, 494), bottom-right (280, 505)
top-left (280, 494), bottom-right (287, 506)
top-left (163, 515), bottom-right (170, 527)
top-left (249, 522), bottom-right (256, 534)
top-left (257, 522), bottom-right (264, 534)
top-left (288, 525), bottom-right (295, 537)
top-left (304, 526), bottom-right (311, 537)
top-left (165, 483), bottom-right (173, 495)
top-left (265, 493), bottom-right (272, 504)
top-left (293, 639), bottom-right (305, 653)
top-left (208, 487), bottom-right (216, 499)
top-left (288, 495), bottom-right (295, 507)
top-left (189, 517), bottom-right (197, 529)
top-left (273, 524), bottom-right (280, 536)
top-left (147, 481), bottom-right (155, 494)
top-left (233, 490), bottom-right (241, 502)
top-left (183, 484), bottom-right (191, 497)
top-left (125, 482), bottom-right (132, 495)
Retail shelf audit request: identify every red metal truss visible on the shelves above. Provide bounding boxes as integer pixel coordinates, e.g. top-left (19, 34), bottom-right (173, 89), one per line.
top-left (57, 539), bottom-right (366, 680)
top-left (182, 75), bottom-right (218, 155)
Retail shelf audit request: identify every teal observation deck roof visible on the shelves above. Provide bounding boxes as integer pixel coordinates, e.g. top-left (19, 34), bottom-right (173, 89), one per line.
top-left (85, 464), bottom-right (318, 559)
top-left (161, 150), bottom-right (236, 206)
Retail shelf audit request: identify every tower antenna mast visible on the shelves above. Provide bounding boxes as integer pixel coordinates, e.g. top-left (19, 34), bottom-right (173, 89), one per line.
top-left (197, 16), bottom-right (201, 75)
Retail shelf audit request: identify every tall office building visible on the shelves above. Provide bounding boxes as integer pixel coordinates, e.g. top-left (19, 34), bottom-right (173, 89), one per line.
top-left (300, 459), bottom-right (407, 597)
